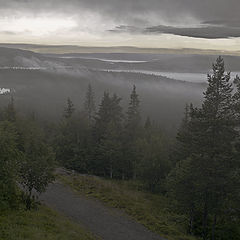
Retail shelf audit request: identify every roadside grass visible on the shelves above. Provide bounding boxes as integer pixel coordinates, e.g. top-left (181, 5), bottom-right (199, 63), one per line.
top-left (0, 205), bottom-right (98, 240)
top-left (59, 173), bottom-right (197, 240)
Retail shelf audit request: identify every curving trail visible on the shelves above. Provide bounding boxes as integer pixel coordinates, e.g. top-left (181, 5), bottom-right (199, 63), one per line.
top-left (40, 181), bottom-right (166, 240)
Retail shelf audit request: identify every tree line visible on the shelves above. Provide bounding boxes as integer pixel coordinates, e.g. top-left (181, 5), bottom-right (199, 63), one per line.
top-left (0, 57), bottom-right (239, 239)
top-left (56, 84), bottom-right (170, 190)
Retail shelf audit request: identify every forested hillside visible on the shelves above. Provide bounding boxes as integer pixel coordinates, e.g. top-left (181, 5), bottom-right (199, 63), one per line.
top-left (0, 57), bottom-right (240, 240)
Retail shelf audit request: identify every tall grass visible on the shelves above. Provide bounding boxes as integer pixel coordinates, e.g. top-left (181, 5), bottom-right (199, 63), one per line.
top-left (59, 174), bottom-right (197, 240)
top-left (0, 205), bottom-right (98, 240)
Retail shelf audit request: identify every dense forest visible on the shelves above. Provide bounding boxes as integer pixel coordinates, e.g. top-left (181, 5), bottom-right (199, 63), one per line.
top-left (1, 57), bottom-right (240, 240)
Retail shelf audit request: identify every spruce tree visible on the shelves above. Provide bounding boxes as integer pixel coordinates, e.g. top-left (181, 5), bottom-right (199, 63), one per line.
top-left (93, 92), bottom-right (123, 176)
top-left (124, 85), bottom-right (141, 179)
top-left (168, 57), bottom-right (239, 240)
top-left (4, 96), bottom-right (16, 122)
top-left (94, 92), bottom-right (122, 140)
top-left (64, 98), bottom-right (75, 119)
top-left (144, 116), bottom-right (152, 130)
top-left (197, 57), bottom-right (236, 240)
top-left (126, 85), bottom-right (141, 138)
top-left (84, 84), bottom-right (96, 123)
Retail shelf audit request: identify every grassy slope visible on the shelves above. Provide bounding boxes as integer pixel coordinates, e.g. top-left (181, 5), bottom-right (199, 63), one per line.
top-left (59, 174), bottom-right (197, 240)
top-left (0, 205), bottom-right (98, 240)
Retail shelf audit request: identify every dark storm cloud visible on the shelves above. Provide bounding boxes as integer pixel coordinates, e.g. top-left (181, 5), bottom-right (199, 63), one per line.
top-left (0, 0), bottom-right (240, 39)
top-left (109, 22), bottom-right (240, 39)
top-left (144, 24), bottom-right (240, 39)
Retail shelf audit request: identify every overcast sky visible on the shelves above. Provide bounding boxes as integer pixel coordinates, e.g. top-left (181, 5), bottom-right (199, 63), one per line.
top-left (0, 0), bottom-right (240, 51)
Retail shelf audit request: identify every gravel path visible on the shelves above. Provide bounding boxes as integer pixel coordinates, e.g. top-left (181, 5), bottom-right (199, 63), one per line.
top-left (40, 181), bottom-right (166, 240)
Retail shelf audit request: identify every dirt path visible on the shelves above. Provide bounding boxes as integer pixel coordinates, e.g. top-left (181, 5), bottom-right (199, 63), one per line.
top-left (40, 181), bottom-right (166, 240)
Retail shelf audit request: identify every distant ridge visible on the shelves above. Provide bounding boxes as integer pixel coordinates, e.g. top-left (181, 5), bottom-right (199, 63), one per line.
top-left (0, 43), bottom-right (239, 56)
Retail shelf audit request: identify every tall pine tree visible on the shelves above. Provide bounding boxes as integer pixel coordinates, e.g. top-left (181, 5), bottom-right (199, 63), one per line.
top-left (64, 98), bottom-right (75, 119)
top-left (84, 84), bottom-right (96, 124)
top-left (93, 92), bottom-right (123, 176)
top-left (124, 85), bottom-right (142, 179)
top-left (168, 57), bottom-right (239, 240)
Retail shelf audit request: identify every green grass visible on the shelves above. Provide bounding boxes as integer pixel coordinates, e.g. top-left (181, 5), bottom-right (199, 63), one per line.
top-left (0, 205), bottom-right (98, 240)
top-left (59, 174), bottom-right (197, 240)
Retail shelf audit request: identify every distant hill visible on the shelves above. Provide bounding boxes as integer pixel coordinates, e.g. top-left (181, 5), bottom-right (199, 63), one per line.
top-left (0, 43), bottom-right (239, 56)
top-left (0, 46), bottom-right (240, 73)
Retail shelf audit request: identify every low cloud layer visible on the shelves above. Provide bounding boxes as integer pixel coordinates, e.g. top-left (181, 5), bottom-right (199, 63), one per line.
top-left (0, 0), bottom-right (240, 33)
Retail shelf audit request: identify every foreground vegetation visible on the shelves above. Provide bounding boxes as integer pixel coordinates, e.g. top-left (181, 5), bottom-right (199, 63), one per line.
top-left (59, 173), bottom-right (196, 240)
top-left (0, 205), bottom-right (97, 240)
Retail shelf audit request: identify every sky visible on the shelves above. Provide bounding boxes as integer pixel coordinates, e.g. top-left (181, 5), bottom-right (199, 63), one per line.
top-left (0, 0), bottom-right (240, 51)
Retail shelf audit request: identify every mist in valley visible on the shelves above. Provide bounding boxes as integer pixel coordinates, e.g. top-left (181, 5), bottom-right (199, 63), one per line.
top-left (2, 47), bottom-right (239, 133)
